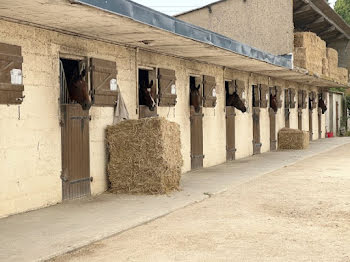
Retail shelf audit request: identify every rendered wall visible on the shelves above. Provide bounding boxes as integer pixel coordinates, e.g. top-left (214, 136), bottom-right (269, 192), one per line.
top-left (176, 0), bottom-right (294, 55)
top-left (0, 19), bottom-right (325, 218)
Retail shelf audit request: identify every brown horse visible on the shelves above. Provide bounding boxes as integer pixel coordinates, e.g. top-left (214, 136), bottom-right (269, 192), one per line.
top-left (67, 68), bottom-right (91, 111)
top-left (318, 96), bottom-right (327, 114)
top-left (309, 95), bottom-right (315, 110)
top-left (226, 92), bottom-right (246, 113)
top-left (190, 82), bottom-right (202, 113)
top-left (270, 93), bottom-right (278, 113)
top-left (139, 80), bottom-right (156, 111)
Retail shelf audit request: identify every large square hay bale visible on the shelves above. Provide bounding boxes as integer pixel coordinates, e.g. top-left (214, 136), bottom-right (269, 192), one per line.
top-left (337, 67), bottom-right (349, 85)
top-left (294, 33), bottom-right (326, 76)
top-left (327, 48), bottom-right (339, 80)
top-left (106, 117), bottom-right (183, 195)
top-left (278, 128), bottom-right (309, 150)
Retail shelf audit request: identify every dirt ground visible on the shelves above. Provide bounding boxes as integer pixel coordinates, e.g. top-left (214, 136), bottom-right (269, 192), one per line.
top-left (52, 144), bottom-right (350, 262)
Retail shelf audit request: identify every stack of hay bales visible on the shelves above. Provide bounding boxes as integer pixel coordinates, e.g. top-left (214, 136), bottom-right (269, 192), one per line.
top-left (278, 128), bottom-right (309, 150)
top-left (326, 48), bottom-right (349, 84)
top-left (294, 32), bottom-right (349, 85)
top-left (106, 117), bottom-right (183, 195)
top-left (294, 32), bottom-right (326, 76)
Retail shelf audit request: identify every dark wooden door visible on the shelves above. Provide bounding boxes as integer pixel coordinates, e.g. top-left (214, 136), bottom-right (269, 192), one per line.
top-left (226, 107), bottom-right (236, 161)
top-left (285, 89), bottom-right (290, 128)
top-left (253, 107), bottom-right (261, 155)
top-left (309, 110), bottom-right (313, 141)
top-left (269, 108), bottom-right (277, 151)
top-left (298, 109), bottom-right (303, 130)
top-left (318, 109), bottom-right (322, 139)
top-left (336, 101), bottom-right (339, 135)
top-left (190, 106), bottom-right (204, 169)
top-left (285, 108), bottom-right (290, 128)
top-left (61, 104), bottom-right (91, 201)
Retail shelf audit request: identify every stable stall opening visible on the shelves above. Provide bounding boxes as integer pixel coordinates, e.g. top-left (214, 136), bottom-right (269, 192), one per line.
top-left (138, 68), bottom-right (157, 118)
top-left (225, 81), bottom-right (236, 161)
top-left (189, 75), bottom-right (204, 169)
top-left (59, 58), bottom-right (90, 110)
top-left (225, 81), bottom-right (230, 106)
top-left (59, 57), bottom-right (91, 201)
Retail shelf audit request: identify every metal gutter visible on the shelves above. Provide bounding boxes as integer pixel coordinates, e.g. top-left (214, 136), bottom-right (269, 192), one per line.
top-left (71, 0), bottom-right (292, 69)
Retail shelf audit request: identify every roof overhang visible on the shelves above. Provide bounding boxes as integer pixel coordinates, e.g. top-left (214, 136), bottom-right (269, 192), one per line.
top-left (294, 0), bottom-right (350, 43)
top-left (0, 0), bottom-right (347, 89)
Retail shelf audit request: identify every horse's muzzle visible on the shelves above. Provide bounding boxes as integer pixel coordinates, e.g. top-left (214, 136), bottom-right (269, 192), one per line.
top-left (82, 102), bottom-right (92, 111)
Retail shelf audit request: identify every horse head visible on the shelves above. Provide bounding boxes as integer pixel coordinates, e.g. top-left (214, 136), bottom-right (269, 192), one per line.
top-left (318, 97), bottom-right (327, 114)
top-left (309, 96), bottom-right (314, 110)
top-left (67, 69), bottom-right (91, 110)
top-left (227, 92), bottom-right (246, 113)
top-left (190, 83), bottom-right (202, 113)
top-left (270, 94), bottom-right (278, 113)
top-left (140, 80), bottom-right (156, 111)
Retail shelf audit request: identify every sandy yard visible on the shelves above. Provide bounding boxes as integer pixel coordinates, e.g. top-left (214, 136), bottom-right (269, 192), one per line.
top-left (52, 144), bottom-right (350, 262)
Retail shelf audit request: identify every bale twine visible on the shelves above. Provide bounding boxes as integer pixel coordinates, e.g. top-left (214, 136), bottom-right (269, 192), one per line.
top-left (278, 128), bottom-right (309, 150)
top-left (106, 117), bottom-right (183, 195)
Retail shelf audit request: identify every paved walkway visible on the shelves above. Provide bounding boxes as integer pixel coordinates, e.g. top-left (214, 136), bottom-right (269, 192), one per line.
top-left (52, 142), bottom-right (350, 262)
top-left (1, 137), bottom-right (349, 262)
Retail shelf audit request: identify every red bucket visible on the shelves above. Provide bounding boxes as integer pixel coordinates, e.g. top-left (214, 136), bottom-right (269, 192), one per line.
top-left (326, 132), bottom-right (334, 138)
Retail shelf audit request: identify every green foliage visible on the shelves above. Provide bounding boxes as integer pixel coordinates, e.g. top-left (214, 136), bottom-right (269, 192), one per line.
top-left (346, 95), bottom-right (350, 111)
top-left (335, 0), bottom-right (350, 25)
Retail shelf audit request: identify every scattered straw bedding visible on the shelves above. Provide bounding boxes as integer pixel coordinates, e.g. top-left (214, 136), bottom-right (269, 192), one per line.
top-left (278, 128), bottom-right (309, 150)
top-left (106, 117), bottom-right (183, 195)
top-left (294, 32), bottom-right (348, 85)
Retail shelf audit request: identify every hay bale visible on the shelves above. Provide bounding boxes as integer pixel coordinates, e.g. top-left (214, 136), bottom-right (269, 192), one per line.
top-left (278, 128), bottom-right (309, 150)
top-left (327, 48), bottom-right (339, 81)
top-left (294, 32), bottom-right (326, 50)
top-left (337, 67), bottom-right (349, 85)
top-left (106, 117), bottom-right (183, 195)
top-left (293, 33), bottom-right (326, 76)
top-left (322, 57), bottom-right (329, 77)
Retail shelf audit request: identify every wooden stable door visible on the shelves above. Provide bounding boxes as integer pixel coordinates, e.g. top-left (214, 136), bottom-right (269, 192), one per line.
top-left (336, 101), bottom-right (339, 135)
top-left (190, 106), bottom-right (204, 169)
top-left (269, 108), bottom-right (277, 151)
top-left (61, 104), bottom-right (91, 201)
top-left (298, 109), bottom-right (303, 130)
top-left (226, 107), bottom-right (236, 161)
top-left (253, 107), bottom-right (261, 155)
top-left (309, 110), bottom-right (313, 141)
top-left (285, 108), bottom-right (290, 128)
top-left (318, 109), bottom-right (322, 139)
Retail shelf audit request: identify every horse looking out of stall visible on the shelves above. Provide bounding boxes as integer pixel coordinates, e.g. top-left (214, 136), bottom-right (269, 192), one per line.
top-left (190, 81), bottom-right (202, 113)
top-left (139, 80), bottom-right (156, 111)
top-left (318, 96), bottom-right (327, 114)
top-left (270, 93), bottom-right (278, 113)
top-left (67, 68), bottom-right (92, 111)
top-left (226, 92), bottom-right (246, 113)
top-left (309, 95), bottom-right (315, 110)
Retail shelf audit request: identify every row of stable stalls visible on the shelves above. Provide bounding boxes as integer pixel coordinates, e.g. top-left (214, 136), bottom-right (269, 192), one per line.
top-left (0, 0), bottom-right (345, 214)
top-left (135, 64), bottom-right (328, 169)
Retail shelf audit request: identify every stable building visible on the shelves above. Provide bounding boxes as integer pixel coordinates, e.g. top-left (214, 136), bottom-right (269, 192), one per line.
top-left (0, 0), bottom-right (348, 218)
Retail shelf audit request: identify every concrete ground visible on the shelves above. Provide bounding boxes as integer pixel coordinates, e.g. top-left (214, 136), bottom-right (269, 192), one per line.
top-left (52, 141), bottom-right (350, 262)
top-left (0, 137), bottom-right (349, 262)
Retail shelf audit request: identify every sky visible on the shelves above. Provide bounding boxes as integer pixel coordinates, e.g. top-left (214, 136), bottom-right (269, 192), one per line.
top-left (132, 0), bottom-right (223, 15)
top-left (133, 0), bottom-right (337, 16)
